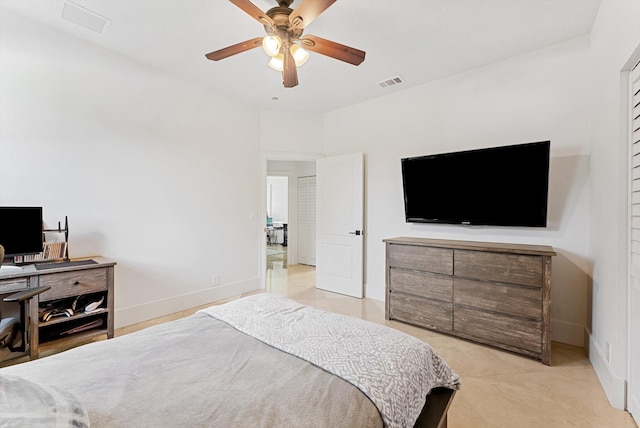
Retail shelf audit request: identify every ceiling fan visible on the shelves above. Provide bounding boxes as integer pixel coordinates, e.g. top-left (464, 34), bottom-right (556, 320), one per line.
top-left (205, 0), bottom-right (366, 88)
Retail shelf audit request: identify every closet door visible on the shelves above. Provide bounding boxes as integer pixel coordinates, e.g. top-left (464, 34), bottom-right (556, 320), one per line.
top-left (629, 59), bottom-right (640, 420)
top-left (298, 176), bottom-right (316, 266)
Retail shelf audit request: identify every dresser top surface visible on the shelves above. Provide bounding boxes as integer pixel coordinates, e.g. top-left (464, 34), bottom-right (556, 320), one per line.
top-left (383, 237), bottom-right (556, 256)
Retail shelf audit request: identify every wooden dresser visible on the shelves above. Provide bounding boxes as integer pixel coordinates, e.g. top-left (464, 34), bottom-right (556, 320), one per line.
top-left (0, 257), bottom-right (115, 360)
top-left (384, 237), bottom-right (555, 364)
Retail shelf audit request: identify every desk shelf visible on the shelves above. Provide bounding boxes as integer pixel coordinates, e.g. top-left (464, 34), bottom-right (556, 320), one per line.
top-left (39, 307), bottom-right (108, 328)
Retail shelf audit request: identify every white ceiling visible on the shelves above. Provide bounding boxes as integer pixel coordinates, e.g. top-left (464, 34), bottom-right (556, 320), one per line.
top-left (0, 0), bottom-right (602, 113)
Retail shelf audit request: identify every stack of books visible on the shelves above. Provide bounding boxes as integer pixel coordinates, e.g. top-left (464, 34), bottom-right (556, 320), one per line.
top-left (15, 242), bottom-right (68, 263)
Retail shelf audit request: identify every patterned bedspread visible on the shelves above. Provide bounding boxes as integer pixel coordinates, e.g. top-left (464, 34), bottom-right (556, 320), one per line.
top-left (200, 294), bottom-right (461, 428)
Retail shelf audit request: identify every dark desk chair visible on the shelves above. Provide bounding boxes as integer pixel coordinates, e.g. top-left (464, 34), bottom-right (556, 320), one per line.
top-left (0, 245), bottom-right (51, 362)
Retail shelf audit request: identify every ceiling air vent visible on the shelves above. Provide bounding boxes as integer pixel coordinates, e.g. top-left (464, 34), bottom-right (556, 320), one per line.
top-left (378, 76), bottom-right (405, 89)
top-left (62, 2), bottom-right (111, 35)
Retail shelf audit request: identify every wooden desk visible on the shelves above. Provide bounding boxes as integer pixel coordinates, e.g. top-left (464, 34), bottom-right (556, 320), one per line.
top-left (0, 257), bottom-right (115, 360)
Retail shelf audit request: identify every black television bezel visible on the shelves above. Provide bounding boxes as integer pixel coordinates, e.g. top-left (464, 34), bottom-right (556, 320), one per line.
top-left (401, 141), bottom-right (550, 227)
top-left (0, 206), bottom-right (44, 257)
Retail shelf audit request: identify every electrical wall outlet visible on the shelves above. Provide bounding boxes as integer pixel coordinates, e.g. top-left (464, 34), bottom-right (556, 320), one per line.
top-left (211, 275), bottom-right (221, 287)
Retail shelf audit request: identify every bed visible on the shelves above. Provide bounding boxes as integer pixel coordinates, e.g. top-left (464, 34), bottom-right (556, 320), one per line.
top-left (0, 293), bottom-right (460, 427)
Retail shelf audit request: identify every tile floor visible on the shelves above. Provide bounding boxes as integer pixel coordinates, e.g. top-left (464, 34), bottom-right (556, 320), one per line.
top-left (266, 243), bottom-right (287, 270)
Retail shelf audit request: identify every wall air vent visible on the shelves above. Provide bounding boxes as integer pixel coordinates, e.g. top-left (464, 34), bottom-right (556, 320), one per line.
top-left (378, 76), bottom-right (405, 88)
top-left (62, 2), bottom-right (111, 35)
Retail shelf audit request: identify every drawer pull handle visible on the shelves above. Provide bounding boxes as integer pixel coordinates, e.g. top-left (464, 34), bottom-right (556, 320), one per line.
top-left (73, 281), bottom-right (80, 286)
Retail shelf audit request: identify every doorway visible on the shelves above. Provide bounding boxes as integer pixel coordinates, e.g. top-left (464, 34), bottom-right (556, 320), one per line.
top-left (264, 159), bottom-right (317, 291)
top-left (266, 175), bottom-right (288, 271)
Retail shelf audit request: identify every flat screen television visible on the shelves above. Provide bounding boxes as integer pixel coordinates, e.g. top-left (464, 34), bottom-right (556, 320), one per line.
top-left (0, 206), bottom-right (44, 257)
top-left (401, 141), bottom-right (550, 227)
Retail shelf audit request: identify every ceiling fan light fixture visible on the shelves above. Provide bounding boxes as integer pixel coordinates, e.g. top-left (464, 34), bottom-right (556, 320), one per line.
top-left (290, 44), bottom-right (309, 67)
top-left (205, 0), bottom-right (366, 88)
top-left (262, 35), bottom-right (282, 57)
top-left (268, 53), bottom-right (285, 72)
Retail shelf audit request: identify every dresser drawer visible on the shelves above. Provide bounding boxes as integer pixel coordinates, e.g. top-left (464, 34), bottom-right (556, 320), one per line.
top-left (0, 278), bottom-right (28, 294)
top-left (388, 244), bottom-right (453, 275)
top-left (454, 278), bottom-right (542, 320)
top-left (389, 268), bottom-right (453, 302)
top-left (454, 306), bottom-right (542, 353)
top-left (39, 268), bottom-right (108, 301)
top-left (454, 250), bottom-right (543, 287)
top-left (389, 293), bottom-right (453, 332)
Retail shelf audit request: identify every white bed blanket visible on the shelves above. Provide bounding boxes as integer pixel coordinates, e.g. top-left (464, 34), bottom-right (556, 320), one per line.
top-left (200, 293), bottom-right (461, 428)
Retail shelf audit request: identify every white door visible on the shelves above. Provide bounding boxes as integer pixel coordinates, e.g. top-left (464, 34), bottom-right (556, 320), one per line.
top-left (629, 59), bottom-right (640, 419)
top-left (316, 153), bottom-right (364, 298)
top-left (298, 175), bottom-right (316, 266)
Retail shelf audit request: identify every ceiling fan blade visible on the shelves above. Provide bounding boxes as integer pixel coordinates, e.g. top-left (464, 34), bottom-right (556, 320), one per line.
top-left (205, 37), bottom-right (263, 61)
top-left (300, 35), bottom-right (365, 66)
top-left (289, 0), bottom-right (336, 30)
top-left (229, 0), bottom-right (275, 28)
top-left (282, 48), bottom-right (299, 88)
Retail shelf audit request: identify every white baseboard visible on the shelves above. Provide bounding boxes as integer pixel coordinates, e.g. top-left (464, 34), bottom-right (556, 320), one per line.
top-left (114, 277), bottom-right (261, 328)
top-left (551, 319), bottom-right (585, 347)
top-left (588, 331), bottom-right (627, 409)
top-left (630, 393), bottom-right (640, 419)
top-left (365, 282), bottom-right (385, 301)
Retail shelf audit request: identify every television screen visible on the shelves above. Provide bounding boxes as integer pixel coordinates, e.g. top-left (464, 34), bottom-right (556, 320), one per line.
top-left (401, 141), bottom-right (550, 227)
top-left (0, 206), bottom-right (44, 256)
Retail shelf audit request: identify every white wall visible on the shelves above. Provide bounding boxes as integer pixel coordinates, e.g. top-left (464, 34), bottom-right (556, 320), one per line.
top-left (0, 9), bottom-right (262, 327)
top-left (324, 36), bottom-right (592, 348)
top-left (260, 110), bottom-right (324, 156)
top-left (587, 0), bottom-right (640, 409)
